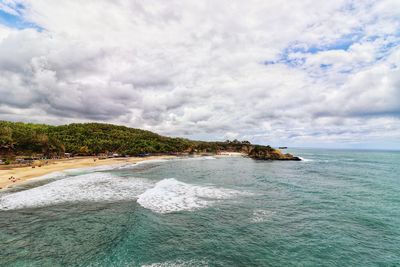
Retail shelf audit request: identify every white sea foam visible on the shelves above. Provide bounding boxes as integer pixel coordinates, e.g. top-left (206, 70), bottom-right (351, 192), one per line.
top-left (63, 163), bottom-right (129, 174)
top-left (131, 159), bottom-right (170, 167)
top-left (299, 157), bottom-right (314, 162)
top-left (181, 156), bottom-right (216, 161)
top-left (163, 156), bottom-right (216, 162)
top-left (28, 163), bottom-right (131, 183)
top-left (137, 178), bottom-right (240, 213)
top-left (141, 259), bottom-right (208, 267)
top-left (251, 209), bottom-right (275, 223)
top-left (30, 171), bottom-right (67, 181)
top-left (0, 172), bottom-right (240, 212)
top-left (0, 173), bottom-right (153, 210)
top-left (117, 156), bottom-right (216, 170)
top-left (0, 155), bottom-right (237, 212)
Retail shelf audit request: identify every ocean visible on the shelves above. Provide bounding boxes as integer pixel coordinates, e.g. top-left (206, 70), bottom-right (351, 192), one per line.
top-left (0, 149), bottom-right (399, 266)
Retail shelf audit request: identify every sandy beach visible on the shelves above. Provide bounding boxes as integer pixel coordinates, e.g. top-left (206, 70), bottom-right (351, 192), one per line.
top-left (0, 156), bottom-right (176, 190)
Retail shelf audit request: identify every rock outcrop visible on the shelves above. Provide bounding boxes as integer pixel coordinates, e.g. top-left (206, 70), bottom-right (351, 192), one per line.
top-left (247, 145), bottom-right (301, 161)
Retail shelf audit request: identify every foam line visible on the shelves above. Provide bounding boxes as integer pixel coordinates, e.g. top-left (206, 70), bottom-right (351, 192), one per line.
top-left (137, 178), bottom-right (241, 213)
top-left (0, 173), bottom-right (153, 210)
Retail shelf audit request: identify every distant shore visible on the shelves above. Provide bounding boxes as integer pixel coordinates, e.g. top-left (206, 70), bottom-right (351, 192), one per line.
top-left (0, 155), bottom-right (178, 190)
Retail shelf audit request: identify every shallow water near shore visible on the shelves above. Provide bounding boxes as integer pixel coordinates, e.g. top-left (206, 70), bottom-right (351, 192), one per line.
top-left (1, 149), bottom-right (400, 266)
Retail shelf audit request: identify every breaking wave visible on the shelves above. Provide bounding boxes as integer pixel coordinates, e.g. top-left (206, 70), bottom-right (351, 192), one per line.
top-left (298, 157), bottom-right (314, 162)
top-left (0, 173), bottom-right (153, 210)
top-left (141, 259), bottom-right (209, 267)
top-left (180, 156), bottom-right (216, 161)
top-left (1, 174), bottom-right (240, 213)
top-left (0, 156), bottom-right (235, 211)
top-left (137, 178), bottom-right (241, 213)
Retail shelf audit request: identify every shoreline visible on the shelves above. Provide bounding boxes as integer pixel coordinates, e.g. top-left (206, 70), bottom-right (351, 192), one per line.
top-left (0, 153), bottom-right (246, 190)
top-left (0, 155), bottom-right (178, 190)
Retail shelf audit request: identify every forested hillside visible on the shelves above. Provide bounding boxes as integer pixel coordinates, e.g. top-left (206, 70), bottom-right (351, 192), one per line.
top-left (0, 121), bottom-right (194, 156)
top-left (0, 121), bottom-right (300, 161)
top-left (0, 121), bottom-right (244, 156)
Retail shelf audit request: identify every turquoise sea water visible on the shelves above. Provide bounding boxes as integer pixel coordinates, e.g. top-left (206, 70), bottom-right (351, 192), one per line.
top-left (1, 149), bottom-right (400, 266)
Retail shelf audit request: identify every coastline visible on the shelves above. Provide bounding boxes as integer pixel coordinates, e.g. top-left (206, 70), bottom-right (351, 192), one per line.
top-left (0, 153), bottom-right (246, 190)
top-left (0, 155), bottom-right (177, 190)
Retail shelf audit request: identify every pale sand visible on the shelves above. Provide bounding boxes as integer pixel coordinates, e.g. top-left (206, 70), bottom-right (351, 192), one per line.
top-left (0, 156), bottom-right (176, 190)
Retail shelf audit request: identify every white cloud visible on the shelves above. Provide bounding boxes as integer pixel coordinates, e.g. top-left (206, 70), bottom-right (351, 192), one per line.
top-left (0, 1), bottom-right (20, 16)
top-left (0, 0), bottom-right (399, 148)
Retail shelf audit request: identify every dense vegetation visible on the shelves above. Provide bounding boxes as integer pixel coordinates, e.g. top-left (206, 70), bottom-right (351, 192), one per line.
top-left (0, 121), bottom-right (247, 157)
top-left (0, 121), bottom-right (299, 161)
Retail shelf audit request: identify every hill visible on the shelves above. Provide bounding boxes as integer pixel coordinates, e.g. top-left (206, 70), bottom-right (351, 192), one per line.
top-left (0, 121), bottom-right (300, 161)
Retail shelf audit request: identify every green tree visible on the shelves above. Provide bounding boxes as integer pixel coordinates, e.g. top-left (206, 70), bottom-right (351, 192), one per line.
top-left (0, 126), bottom-right (14, 149)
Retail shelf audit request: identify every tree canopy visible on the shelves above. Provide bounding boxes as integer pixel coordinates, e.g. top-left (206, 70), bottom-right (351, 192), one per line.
top-left (0, 121), bottom-right (250, 157)
top-left (0, 121), bottom-right (302, 161)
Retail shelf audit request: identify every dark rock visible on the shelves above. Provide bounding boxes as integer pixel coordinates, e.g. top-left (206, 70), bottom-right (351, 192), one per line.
top-left (248, 147), bottom-right (301, 161)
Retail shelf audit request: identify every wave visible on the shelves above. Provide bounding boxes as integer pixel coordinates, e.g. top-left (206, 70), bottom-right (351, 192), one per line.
top-left (105, 157), bottom-right (216, 172)
top-left (141, 259), bottom-right (209, 267)
top-left (27, 163), bottom-right (131, 183)
top-left (63, 163), bottom-right (140, 174)
top-left (20, 157), bottom-right (215, 185)
top-left (0, 172), bottom-right (241, 212)
top-left (298, 157), bottom-right (314, 162)
top-left (137, 178), bottom-right (240, 214)
top-left (112, 160), bottom-right (169, 171)
top-left (184, 156), bottom-right (216, 160)
top-left (0, 155), bottom-right (234, 211)
top-left (168, 156), bottom-right (217, 162)
top-left (18, 159), bottom-right (171, 185)
top-left (34, 158), bottom-right (173, 180)
top-left (0, 173), bottom-right (153, 210)
top-left (31, 171), bottom-right (68, 181)
top-left (132, 158), bottom-right (170, 166)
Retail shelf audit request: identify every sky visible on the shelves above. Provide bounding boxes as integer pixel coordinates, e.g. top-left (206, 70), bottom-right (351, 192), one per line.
top-left (0, 0), bottom-right (399, 149)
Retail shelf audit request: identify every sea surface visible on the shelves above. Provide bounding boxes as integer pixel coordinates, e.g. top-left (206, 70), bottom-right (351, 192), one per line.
top-left (1, 149), bottom-right (400, 266)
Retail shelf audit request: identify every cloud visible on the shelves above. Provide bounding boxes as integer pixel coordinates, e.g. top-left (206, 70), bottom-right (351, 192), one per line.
top-left (0, 0), bottom-right (399, 148)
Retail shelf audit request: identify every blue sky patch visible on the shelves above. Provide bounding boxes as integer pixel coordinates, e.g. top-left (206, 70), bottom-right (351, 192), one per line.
top-left (292, 32), bottom-right (363, 54)
top-left (0, 2), bottom-right (41, 30)
top-left (263, 32), bottom-right (364, 68)
top-left (319, 64), bottom-right (332, 69)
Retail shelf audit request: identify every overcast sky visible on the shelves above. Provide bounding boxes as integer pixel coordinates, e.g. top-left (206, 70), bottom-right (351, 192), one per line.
top-left (0, 0), bottom-right (399, 149)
